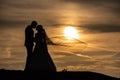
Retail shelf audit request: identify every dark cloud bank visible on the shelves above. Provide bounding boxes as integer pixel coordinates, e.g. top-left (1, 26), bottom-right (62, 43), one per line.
top-left (0, 0), bottom-right (120, 33)
top-left (81, 24), bottom-right (120, 33)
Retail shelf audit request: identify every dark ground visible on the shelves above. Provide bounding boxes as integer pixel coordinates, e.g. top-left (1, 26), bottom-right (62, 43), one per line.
top-left (0, 69), bottom-right (119, 80)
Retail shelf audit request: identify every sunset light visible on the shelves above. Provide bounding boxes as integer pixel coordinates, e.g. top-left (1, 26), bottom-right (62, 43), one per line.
top-left (0, 0), bottom-right (120, 78)
top-left (64, 26), bottom-right (79, 40)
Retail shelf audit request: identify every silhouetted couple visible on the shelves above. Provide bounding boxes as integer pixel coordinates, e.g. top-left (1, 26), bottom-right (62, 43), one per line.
top-left (24, 21), bottom-right (56, 72)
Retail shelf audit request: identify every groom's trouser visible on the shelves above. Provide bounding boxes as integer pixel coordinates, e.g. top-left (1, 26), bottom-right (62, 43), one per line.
top-left (24, 46), bottom-right (33, 72)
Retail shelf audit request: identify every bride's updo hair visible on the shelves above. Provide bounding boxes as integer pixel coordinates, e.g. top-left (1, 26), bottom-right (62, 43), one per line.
top-left (36, 25), bottom-right (44, 31)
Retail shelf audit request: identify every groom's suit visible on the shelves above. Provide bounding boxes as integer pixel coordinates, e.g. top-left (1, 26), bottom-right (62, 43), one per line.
top-left (24, 25), bottom-right (34, 71)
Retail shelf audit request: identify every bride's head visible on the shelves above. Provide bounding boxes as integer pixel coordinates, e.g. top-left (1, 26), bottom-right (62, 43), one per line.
top-left (36, 25), bottom-right (44, 32)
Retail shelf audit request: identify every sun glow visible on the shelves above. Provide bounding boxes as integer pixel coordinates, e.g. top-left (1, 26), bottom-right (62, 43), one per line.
top-left (64, 26), bottom-right (79, 40)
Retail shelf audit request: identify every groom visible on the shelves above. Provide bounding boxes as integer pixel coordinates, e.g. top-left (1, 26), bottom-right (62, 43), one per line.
top-left (24, 21), bottom-right (37, 71)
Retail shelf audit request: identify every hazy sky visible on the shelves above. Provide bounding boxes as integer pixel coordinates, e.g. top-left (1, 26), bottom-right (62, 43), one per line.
top-left (0, 0), bottom-right (120, 32)
top-left (0, 0), bottom-right (120, 78)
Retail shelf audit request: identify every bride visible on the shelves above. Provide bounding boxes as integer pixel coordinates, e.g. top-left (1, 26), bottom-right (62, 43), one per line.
top-left (31, 25), bottom-right (56, 72)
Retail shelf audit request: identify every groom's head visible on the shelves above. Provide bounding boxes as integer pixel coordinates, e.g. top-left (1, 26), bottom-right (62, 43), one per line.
top-left (31, 21), bottom-right (37, 28)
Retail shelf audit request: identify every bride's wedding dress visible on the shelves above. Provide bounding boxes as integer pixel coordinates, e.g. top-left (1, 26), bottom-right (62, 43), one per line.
top-left (31, 28), bottom-right (56, 72)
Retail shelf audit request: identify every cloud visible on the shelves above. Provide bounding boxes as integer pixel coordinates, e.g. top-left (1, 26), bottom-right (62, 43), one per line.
top-left (0, 0), bottom-right (61, 27)
top-left (81, 24), bottom-right (120, 33)
top-left (0, 0), bottom-right (58, 9)
top-left (0, 48), bottom-right (11, 58)
top-left (62, 0), bottom-right (120, 5)
top-left (112, 53), bottom-right (120, 59)
top-left (62, 0), bottom-right (120, 16)
top-left (0, 0), bottom-right (120, 33)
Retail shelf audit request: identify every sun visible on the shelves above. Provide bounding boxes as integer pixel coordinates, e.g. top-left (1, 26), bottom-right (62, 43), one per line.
top-left (64, 26), bottom-right (79, 40)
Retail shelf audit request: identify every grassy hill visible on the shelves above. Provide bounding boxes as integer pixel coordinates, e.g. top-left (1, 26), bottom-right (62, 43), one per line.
top-left (0, 69), bottom-right (119, 80)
